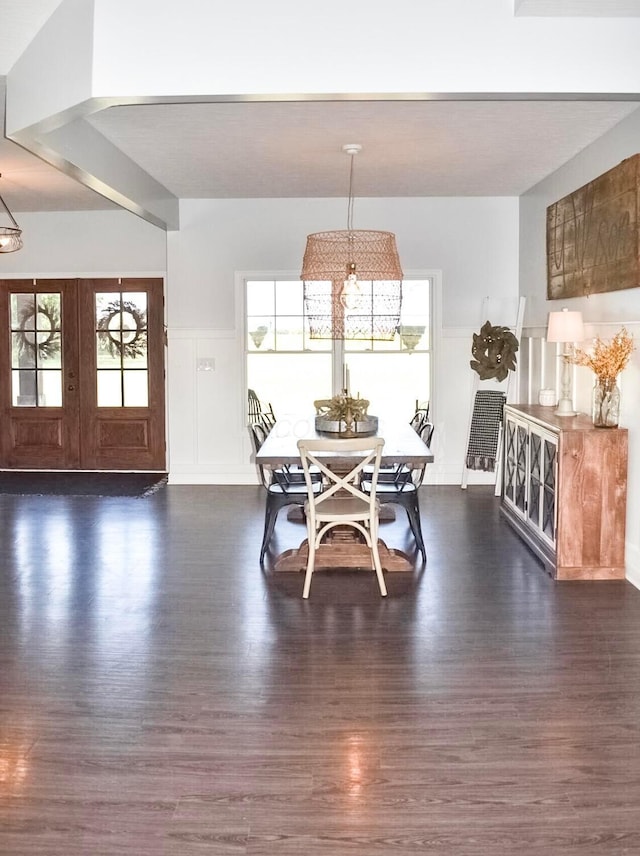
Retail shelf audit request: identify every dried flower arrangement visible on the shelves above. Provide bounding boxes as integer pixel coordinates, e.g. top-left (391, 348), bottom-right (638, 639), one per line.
top-left (569, 327), bottom-right (634, 383)
top-left (314, 393), bottom-right (370, 423)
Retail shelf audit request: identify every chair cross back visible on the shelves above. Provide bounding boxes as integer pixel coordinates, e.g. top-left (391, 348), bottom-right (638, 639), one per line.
top-left (300, 441), bottom-right (382, 506)
top-left (296, 436), bottom-right (387, 599)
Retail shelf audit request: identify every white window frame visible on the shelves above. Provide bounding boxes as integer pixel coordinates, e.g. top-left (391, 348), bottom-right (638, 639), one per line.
top-left (236, 269), bottom-right (442, 429)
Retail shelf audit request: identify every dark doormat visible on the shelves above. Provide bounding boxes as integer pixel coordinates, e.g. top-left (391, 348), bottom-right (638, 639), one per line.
top-left (0, 471), bottom-right (168, 497)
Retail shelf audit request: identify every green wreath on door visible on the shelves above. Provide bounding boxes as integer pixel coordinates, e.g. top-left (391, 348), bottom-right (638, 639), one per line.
top-left (17, 296), bottom-right (61, 360)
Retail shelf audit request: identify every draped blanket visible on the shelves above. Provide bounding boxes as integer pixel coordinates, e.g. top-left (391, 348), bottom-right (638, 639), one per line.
top-left (465, 390), bottom-right (506, 472)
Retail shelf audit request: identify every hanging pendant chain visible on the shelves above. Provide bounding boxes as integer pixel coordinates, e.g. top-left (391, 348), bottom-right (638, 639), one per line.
top-left (0, 173), bottom-right (20, 229)
top-left (0, 194), bottom-right (19, 228)
top-left (346, 154), bottom-right (355, 233)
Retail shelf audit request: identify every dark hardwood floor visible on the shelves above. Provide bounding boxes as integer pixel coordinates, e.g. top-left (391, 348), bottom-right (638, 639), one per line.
top-left (1, 485), bottom-right (640, 854)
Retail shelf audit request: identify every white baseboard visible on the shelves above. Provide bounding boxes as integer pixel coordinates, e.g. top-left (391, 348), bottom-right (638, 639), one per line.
top-left (425, 467), bottom-right (496, 487)
top-left (168, 465), bottom-right (258, 485)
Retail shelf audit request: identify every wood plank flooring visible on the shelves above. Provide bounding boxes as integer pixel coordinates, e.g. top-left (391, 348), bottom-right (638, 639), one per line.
top-left (1, 485), bottom-right (640, 854)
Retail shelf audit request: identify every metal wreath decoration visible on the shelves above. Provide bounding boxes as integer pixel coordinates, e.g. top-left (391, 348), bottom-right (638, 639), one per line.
top-left (470, 320), bottom-right (519, 382)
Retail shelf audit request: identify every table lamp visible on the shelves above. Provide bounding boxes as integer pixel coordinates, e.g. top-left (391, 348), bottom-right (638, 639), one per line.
top-left (546, 308), bottom-right (585, 416)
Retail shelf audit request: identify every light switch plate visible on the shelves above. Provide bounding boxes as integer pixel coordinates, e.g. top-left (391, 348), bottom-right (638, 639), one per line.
top-left (197, 357), bottom-right (215, 372)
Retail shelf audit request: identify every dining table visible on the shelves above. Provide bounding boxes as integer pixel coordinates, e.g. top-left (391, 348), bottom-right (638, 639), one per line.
top-left (255, 414), bottom-right (434, 573)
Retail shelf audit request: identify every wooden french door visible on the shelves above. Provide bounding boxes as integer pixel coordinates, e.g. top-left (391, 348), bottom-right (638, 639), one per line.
top-left (0, 278), bottom-right (166, 470)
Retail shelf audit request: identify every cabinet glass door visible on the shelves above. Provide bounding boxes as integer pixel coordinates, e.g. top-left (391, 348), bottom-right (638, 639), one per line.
top-left (528, 426), bottom-right (557, 547)
top-left (514, 423), bottom-right (528, 514)
top-left (504, 418), bottom-right (516, 504)
top-left (504, 416), bottom-right (528, 517)
top-left (542, 438), bottom-right (557, 541)
top-left (528, 431), bottom-right (542, 526)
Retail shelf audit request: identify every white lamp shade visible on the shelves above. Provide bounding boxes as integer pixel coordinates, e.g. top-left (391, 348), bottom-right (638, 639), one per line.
top-left (547, 309), bottom-right (584, 343)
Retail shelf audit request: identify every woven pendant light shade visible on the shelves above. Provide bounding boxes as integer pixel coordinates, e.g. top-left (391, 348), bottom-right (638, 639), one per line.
top-left (301, 229), bottom-right (402, 282)
top-left (302, 229), bottom-right (403, 339)
top-left (0, 177), bottom-right (23, 253)
top-left (301, 145), bottom-right (403, 340)
top-left (0, 225), bottom-right (23, 253)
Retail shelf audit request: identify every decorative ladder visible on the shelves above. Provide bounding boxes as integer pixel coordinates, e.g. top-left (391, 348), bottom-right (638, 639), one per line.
top-left (461, 295), bottom-right (526, 494)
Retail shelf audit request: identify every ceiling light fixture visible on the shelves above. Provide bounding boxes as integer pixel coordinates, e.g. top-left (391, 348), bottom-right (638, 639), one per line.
top-left (0, 175), bottom-right (23, 253)
top-left (301, 144), bottom-right (403, 340)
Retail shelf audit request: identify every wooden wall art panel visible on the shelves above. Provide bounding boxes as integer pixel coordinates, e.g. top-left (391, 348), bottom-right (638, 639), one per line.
top-left (547, 153), bottom-right (640, 300)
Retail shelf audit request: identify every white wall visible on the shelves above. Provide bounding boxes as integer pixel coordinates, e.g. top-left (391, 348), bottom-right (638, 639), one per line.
top-left (90, 0), bottom-right (640, 96)
top-left (0, 209), bottom-right (166, 275)
top-left (0, 199), bottom-right (521, 491)
top-left (165, 196), bottom-right (520, 485)
top-left (519, 108), bottom-right (640, 588)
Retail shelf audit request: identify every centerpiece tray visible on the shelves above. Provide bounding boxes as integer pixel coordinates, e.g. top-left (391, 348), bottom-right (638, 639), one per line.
top-left (314, 415), bottom-right (378, 436)
top-left (313, 392), bottom-right (377, 436)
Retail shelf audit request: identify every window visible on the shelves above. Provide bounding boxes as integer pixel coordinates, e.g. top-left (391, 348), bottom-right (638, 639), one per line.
top-left (11, 292), bottom-right (62, 407)
top-left (246, 278), bottom-right (432, 422)
top-left (95, 291), bottom-right (149, 407)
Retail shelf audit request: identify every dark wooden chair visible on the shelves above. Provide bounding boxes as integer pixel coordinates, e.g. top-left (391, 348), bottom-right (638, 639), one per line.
top-left (248, 389), bottom-right (276, 430)
top-left (361, 422), bottom-right (433, 561)
top-left (369, 403), bottom-right (431, 484)
top-left (410, 403), bottom-right (431, 435)
top-left (249, 422), bottom-right (321, 564)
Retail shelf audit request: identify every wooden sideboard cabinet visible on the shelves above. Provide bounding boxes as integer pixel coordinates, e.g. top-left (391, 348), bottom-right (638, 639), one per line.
top-left (500, 404), bottom-right (627, 580)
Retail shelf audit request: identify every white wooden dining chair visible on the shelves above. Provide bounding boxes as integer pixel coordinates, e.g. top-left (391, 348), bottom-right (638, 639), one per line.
top-left (297, 436), bottom-right (386, 599)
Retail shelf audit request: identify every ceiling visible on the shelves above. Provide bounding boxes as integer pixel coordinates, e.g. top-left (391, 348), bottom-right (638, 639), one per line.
top-left (86, 99), bottom-right (640, 200)
top-left (1, 0), bottom-right (639, 218)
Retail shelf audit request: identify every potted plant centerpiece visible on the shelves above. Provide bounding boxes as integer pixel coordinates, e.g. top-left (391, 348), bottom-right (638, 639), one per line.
top-left (313, 392), bottom-right (378, 436)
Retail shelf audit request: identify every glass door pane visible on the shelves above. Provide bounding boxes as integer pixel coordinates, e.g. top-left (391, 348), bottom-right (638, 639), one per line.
top-left (95, 292), bottom-right (149, 407)
top-left (10, 292), bottom-right (62, 407)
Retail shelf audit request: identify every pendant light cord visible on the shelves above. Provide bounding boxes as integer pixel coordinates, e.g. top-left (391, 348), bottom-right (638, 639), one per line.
top-left (0, 174), bottom-right (20, 228)
top-left (346, 153), bottom-right (355, 233)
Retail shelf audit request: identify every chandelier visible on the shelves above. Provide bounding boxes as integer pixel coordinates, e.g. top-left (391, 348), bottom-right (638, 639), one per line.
top-left (0, 175), bottom-right (23, 253)
top-left (301, 144), bottom-right (402, 340)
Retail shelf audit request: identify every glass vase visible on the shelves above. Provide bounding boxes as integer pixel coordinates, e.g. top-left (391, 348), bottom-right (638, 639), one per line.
top-left (592, 377), bottom-right (620, 428)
